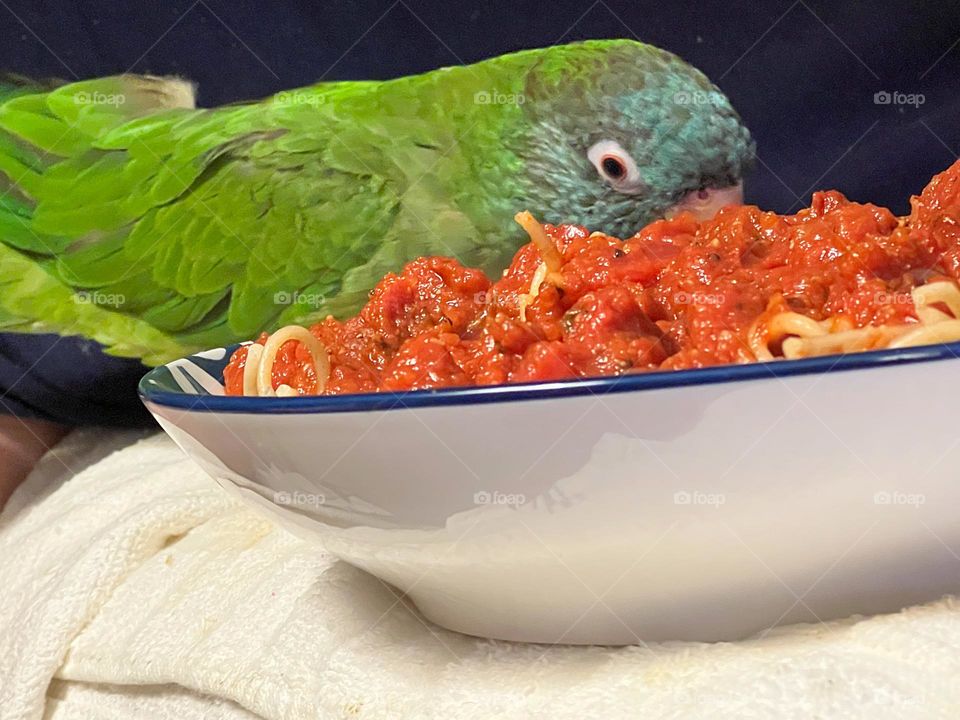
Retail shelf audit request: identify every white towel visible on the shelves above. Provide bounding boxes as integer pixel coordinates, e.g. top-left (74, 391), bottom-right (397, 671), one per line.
top-left (2, 430), bottom-right (960, 720)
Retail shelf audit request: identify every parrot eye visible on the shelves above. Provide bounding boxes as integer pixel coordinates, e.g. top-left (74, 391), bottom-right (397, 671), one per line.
top-left (601, 156), bottom-right (626, 179)
top-left (587, 140), bottom-right (645, 194)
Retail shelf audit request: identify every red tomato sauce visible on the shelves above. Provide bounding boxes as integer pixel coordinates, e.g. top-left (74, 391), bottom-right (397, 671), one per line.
top-left (224, 160), bottom-right (960, 396)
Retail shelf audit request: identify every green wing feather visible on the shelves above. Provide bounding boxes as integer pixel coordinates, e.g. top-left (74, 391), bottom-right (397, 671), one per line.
top-left (0, 68), bottom-right (520, 365)
top-left (0, 41), bottom-right (750, 367)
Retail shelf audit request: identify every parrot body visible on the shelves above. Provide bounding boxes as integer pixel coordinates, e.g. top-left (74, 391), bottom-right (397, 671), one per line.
top-left (0, 40), bottom-right (753, 364)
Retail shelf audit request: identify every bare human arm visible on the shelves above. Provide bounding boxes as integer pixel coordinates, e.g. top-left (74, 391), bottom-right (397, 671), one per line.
top-left (0, 415), bottom-right (69, 509)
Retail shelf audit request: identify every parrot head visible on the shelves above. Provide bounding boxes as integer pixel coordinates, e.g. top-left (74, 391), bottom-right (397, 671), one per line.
top-left (513, 40), bottom-right (755, 238)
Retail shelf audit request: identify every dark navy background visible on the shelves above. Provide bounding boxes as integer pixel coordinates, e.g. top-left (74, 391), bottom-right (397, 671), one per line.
top-left (0, 0), bottom-right (958, 426)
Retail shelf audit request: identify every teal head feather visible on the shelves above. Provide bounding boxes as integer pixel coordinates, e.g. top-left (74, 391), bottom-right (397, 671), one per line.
top-left (491, 40), bottom-right (755, 238)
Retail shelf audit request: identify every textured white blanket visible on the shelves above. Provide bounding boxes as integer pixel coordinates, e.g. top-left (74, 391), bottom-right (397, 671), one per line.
top-left (2, 429), bottom-right (960, 720)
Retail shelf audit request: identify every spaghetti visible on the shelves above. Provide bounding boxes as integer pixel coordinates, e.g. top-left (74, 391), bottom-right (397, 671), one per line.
top-left (238, 325), bottom-right (330, 398)
top-left (750, 282), bottom-right (960, 360)
top-left (515, 210), bottom-right (564, 322)
top-left (223, 160), bottom-right (960, 397)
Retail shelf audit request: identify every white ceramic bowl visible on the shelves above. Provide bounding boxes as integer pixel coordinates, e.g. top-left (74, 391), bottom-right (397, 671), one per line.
top-left (141, 342), bottom-right (960, 644)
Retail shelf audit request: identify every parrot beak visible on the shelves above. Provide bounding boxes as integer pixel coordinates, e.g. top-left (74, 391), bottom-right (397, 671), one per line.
top-left (665, 182), bottom-right (744, 221)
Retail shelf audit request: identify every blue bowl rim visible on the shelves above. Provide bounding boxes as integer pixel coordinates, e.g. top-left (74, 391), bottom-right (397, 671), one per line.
top-left (139, 340), bottom-right (960, 415)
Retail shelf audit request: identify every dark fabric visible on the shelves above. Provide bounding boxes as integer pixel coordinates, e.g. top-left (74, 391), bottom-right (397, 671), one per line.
top-left (0, 0), bottom-right (957, 426)
top-left (0, 334), bottom-right (153, 426)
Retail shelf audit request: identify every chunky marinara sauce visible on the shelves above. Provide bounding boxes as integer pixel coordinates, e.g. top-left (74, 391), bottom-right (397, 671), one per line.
top-left (224, 160), bottom-right (960, 396)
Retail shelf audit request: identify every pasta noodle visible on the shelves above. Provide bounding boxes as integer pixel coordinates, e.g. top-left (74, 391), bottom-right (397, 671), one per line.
top-left (514, 211), bottom-right (564, 277)
top-left (518, 261), bottom-right (548, 323)
top-left (751, 281), bottom-right (960, 361)
top-left (515, 211), bottom-right (563, 322)
top-left (239, 325), bottom-right (331, 397)
top-left (241, 342), bottom-right (263, 396)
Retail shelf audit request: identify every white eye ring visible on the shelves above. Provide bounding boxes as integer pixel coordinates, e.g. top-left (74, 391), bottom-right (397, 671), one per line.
top-left (587, 140), bottom-right (645, 194)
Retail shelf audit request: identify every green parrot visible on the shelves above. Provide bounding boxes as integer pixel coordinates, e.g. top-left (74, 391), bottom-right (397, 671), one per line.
top-left (0, 39), bottom-right (753, 365)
